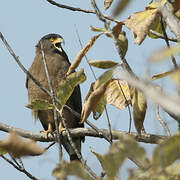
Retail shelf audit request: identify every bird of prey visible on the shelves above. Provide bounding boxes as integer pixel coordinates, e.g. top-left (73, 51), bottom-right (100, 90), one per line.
top-left (26, 33), bottom-right (84, 161)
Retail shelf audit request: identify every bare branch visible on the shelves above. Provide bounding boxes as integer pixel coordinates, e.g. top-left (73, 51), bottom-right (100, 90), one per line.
top-left (0, 155), bottom-right (38, 180)
top-left (46, 0), bottom-right (94, 14)
top-left (0, 122), bottom-right (166, 144)
top-left (160, 17), bottom-right (178, 68)
top-left (160, 3), bottom-right (180, 41)
top-left (40, 42), bottom-right (63, 161)
top-left (149, 30), bottom-right (178, 42)
top-left (0, 32), bottom-right (109, 144)
top-left (46, 0), bottom-right (120, 23)
top-left (156, 105), bottom-right (171, 136)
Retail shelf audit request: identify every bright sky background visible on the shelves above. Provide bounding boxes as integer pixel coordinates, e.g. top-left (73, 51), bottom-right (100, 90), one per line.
top-left (0, 0), bottom-right (178, 180)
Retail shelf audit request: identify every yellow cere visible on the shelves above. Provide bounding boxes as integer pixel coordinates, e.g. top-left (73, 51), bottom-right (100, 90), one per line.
top-left (53, 37), bottom-right (63, 44)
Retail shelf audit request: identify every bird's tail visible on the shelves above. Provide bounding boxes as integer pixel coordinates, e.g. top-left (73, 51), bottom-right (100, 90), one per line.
top-left (61, 137), bottom-right (81, 161)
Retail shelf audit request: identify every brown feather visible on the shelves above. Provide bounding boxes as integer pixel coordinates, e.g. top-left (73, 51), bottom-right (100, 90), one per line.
top-left (26, 34), bottom-right (83, 160)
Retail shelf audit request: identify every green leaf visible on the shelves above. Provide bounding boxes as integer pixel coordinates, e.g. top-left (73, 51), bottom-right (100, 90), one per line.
top-left (57, 69), bottom-right (86, 106)
top-left (53, 161), bottom-right (94, 180)
top-left (89, 60), bottom-right (118, 69)
top-left (94, 67), bottom-right (115, 89)
top-left (166, 162), bottom-right (180, 177)
top-left (93, 95), bottom-right (106, 120)
top-left (92, 146), bottom-right (126, 179)
top-left (148, 16), bottom-right (167, 39)
top-left (90, 26), bottom-right (106, 32)
top-left (117, 134), bottom-right (149, 169)
top-left (152, 133), bottom-right (180, 169)
top-left (25, 100), bottom-right (54, 110)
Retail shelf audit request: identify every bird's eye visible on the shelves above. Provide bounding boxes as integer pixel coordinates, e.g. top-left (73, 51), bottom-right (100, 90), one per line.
top-left (50, 37), bottom-right (54, 42)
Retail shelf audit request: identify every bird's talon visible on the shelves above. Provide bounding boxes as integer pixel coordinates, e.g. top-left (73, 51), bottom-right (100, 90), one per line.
top-left (58, 123), bottom-right (66, 133)
top-left (40, 123), bottom-right (53, 138)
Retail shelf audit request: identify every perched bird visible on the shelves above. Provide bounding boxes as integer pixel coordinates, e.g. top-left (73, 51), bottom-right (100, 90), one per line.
top-left (26, 33), bottom-right (84, 161)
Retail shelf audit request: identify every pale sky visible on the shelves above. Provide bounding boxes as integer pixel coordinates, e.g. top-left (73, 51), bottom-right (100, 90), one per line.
top-left (0, 0), bottom-right (178, 180)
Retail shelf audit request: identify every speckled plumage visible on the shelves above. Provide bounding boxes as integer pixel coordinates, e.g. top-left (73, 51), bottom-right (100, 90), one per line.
top-left (26, 34), bottom-right (83, 161)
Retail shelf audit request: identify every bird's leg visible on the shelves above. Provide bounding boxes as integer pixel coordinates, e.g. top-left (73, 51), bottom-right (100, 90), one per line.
top-left (40, 123), bottom-right (53, 138)
top-left (58, 122), bottom-right (66, 133)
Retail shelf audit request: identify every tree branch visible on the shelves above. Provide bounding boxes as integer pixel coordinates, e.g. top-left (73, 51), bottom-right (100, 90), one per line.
top-left (40, 42), bottom-right (63, 161)
top-left (160, 3), bottom-right (180, 41)
top-left (46, 0), bottom-right (120, 23)
top-left (0, 31), bottom-right (110, 144)
top-left (0, 155), bottom-right (38, 180)
top-left (0, 122), bottom-right (166, 144)
top-left (156, 105), bottom-right (171, 136)
top-left (149, 30), bottom-right (178, 42)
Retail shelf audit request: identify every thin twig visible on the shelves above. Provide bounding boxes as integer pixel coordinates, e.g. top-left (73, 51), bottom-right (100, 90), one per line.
top-left (90, 0), bottom-right (106, 23)
top-left (0, 31), bottom-right (108, 143)
top-left (75, 26), bottom-right (112, 143)
top-left (104, 108), bottom-right (113, 143)
top-left (0, 32), bottom-right (52, 98)
top-left (11, 156), bottom-right (21, 168)
top-left (40, 42), bottom-right (63, 162)
top-left (160, 17), bottom-right (178, 68)
top-left (1, 31), bottom-right (98, 178)
top-left (47, 0), bottom-right (94, 13)
top-left (18, 158), bottom-right (25, 170)
top-left (0, 155), bottom-right (39, 180)
top-left (74, 25), bottom-right (97, 80)
top-left (156, 105), bottom-right (171, 136)
top-left (160, 17), bottom-right (180, 129)
top-left (149, 30), bottom-right (177, 42)
top-left (0, 32), bottom-right (88, 129)
top-left (46, 0), bottom-right (120, 23)
top-left (89, 0), bottom-right (114, 143)
top-left (44, 142), bottom-right (56, 151)
top-left (61, 118), bottom-right (99, 179)
top-left (54, 106), bottom-right (99, 179)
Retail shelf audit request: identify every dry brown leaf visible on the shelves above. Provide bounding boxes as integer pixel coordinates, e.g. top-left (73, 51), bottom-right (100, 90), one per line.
top-left (112, 23), bottom-right (123, 38)
top-left (104, 79), bottom-right (131, 109)
top-left (67, 34), bottom-right (101, 75)
top-left (131, 88), bottom-right (147, 134)
top-left (81, 83), bottom-right (107, 123)
top-left (152, 70), bottom-right (174, 80)
top-left (0, 132), bottom-right (45, 158)
top-left (112, 23), bottom-right (128, 58)
top-left (125, 9), bottom-right (160, 44)
top-left (104, 0), bottom-right (114, 10)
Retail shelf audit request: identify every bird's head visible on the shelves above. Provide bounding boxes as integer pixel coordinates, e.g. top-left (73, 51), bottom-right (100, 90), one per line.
top-left (36, 33), bottom-right (65, 53)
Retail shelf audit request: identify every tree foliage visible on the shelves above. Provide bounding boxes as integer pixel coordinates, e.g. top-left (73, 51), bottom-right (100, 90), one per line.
top-left (1, 0), bottom-right (180, 179)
